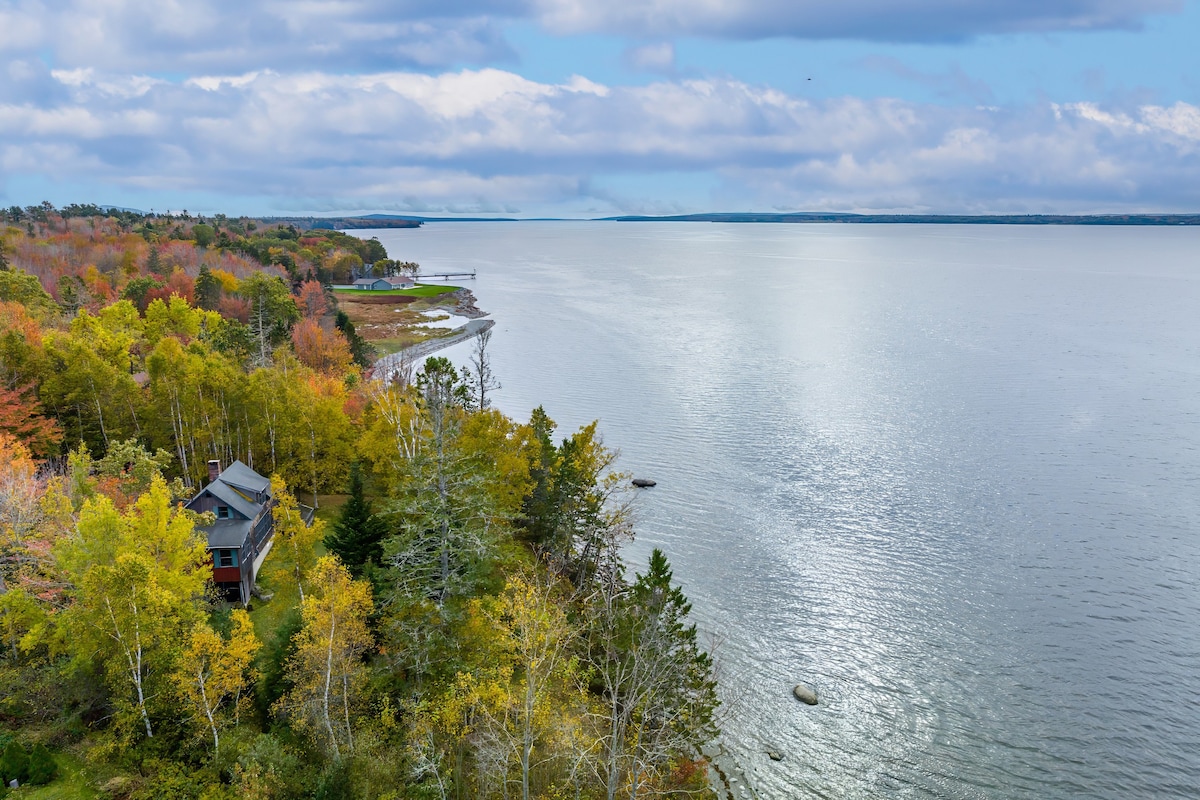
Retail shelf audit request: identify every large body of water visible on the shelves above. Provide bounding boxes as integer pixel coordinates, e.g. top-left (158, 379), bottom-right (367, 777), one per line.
top-left (362, 223), bottom-right (1200, 799)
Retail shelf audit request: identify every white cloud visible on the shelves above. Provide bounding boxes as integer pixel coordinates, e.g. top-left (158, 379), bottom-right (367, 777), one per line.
top-left (1, 67), bottom-right (1198, 213)
top-left (623, 42), bottom-right (676, 75)
top-left (0, 0), bottom-right (1183, 78)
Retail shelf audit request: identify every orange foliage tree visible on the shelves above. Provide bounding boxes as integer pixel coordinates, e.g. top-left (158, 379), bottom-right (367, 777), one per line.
top-left (291, 318), bottom-right (354, 376)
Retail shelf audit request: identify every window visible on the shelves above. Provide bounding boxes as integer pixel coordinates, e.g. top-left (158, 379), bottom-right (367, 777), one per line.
top-left (217, 506), bottom-right (230, 519)
top-left (216, 549), bottom-right (238, 568)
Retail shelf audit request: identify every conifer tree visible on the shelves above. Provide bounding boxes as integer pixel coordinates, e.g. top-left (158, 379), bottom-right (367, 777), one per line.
top-left (26, 744), bottom-right (56, 785)
top-left (0, 740), bottom-right (29, 785)
top-left (195, 265), bottom-right (221, 310)
top-left (323, 463), bottom-right (385, 577)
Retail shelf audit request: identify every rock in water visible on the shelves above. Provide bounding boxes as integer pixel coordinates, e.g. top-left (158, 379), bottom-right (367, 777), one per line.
top-left (792, 683), bottom-right (818, 705)
top-left (632, 478), bottom-right (657, 488)
top-left (766, 749), bottom-right (784, 762)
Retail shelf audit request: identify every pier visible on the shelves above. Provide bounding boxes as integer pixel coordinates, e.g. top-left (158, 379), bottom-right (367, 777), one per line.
top-left (416, 270), bottom-right (477, 281)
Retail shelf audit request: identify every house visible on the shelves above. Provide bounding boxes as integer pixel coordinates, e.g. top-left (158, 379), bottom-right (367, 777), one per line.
top-left (385, 275), bottom-right (415, 289)
top-left (352, 277), bottom-right (391, 291)
top-left (185, 460), bottom-right (276, 603)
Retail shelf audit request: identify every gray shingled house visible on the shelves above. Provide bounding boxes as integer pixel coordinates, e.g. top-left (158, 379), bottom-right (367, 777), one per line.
top-left (185, 460), bottom-right (277, 603)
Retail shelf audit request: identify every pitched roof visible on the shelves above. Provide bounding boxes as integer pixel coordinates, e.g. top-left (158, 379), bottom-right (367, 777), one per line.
top-left (200, 480), bottom-right (260, 520)
top-left (385, 276), bottom-right (414, 285)
top-left (218, 460), bottom-right (271, 495)
top-left (204, 519), bottom-right (253, 549)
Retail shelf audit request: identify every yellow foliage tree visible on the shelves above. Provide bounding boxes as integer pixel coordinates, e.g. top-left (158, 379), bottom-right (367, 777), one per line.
top-left (175, 608), bottom-right (261, 752)
top-left (279, 556), bottom-right (374, 759)
top-left (56, 476), bottom-right (208, 740)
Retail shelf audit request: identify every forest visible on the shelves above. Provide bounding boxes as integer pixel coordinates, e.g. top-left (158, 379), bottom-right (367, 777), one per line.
top-left (0, 205), bottom-right (719, 799)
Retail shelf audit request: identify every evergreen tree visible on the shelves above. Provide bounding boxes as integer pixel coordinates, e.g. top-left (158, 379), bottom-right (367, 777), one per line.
top-left (589, 548), bottom-right (719, 800)
top-left (0, 740), bottom-right (29, 786)
top-left (323, 463), bottom-right (386, 577)
top-left (195, 265), bottom-right (221, 310)
top-left (334, 310), bottom-right (375, 369)
top-left (26, 744), bottom-right (56, 785)
top-left (145, 246), bottom-right (166, 276)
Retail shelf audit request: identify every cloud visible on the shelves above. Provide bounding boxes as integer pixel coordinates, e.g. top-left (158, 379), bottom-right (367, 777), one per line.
top-left (0, 0), bottom-right (1184, 77)
top-left (857, 56), bottom-right (993, 104)
top-left (1, 66), bottom-right (1198, 214)
top-left (623, 42), bottom-right (676, 75)
top-left (530, 0), bottom-right (1181, 41)
top-left (0, 1), bottom-right (518, 71)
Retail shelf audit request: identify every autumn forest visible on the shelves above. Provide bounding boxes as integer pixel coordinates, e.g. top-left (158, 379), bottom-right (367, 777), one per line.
top-left (0, 205), bottom-right (719, 800)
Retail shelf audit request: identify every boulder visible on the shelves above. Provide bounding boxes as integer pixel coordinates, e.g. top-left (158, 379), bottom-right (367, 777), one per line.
top-left (792, 683), bottom-right (818, 705)
top-left (631, 478), bottom-right (657, 488)
top-left (766, 749), bottom-right (784, 762)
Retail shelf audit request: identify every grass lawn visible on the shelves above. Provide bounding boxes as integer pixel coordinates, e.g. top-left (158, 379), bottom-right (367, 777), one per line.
top-left (10, 750), bottom-right (98, 799)
top-left (245, 499), bottom-right (343, 641)
top-left (333, 284), bottom-right (460, 298)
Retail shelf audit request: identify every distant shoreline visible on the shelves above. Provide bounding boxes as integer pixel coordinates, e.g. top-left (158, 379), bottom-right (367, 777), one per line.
top-left (314, 212), bottom-right (1200, 226)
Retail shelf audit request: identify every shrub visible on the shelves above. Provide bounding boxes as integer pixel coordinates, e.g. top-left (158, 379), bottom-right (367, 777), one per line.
top-left (0, 740), bottom-right (29, 786)
top-left (27, 743), bottom-right (58, 785)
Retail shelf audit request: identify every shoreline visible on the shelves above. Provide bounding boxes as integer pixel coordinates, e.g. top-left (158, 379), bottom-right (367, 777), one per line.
top-left (369, 288), bottom-right (492, 382)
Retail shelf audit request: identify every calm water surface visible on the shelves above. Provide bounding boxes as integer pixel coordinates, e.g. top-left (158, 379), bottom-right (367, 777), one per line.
top-left (364, 223), bottom-right (1200, 799)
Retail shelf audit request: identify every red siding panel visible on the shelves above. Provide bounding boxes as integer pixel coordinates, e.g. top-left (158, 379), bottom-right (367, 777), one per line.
top-left (212, 566), bottom-right (241, 583)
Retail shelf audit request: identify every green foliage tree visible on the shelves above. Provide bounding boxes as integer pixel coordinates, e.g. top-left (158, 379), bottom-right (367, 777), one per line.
top-left (26, 743), bottom-right (56, 785)
top-left (145, 246), bottom-right (167, 277)
top-left (333, 310), bottom-right (374, 369)
top-left (194, 265), bottom-right (221, 310)
top-left (56, 476), bottom-right (208, 740)
top-left (323, 463), bottom-right (385, 577)
top-left (588, 549), bottom-right (719, 800)
top-left (192, 224), bottom-right (216, 248)
top-left (239, 273), bottom-right (299, 367)
top-left (0, 267), bottom-right (56, 318)
top-left (0, 740), bottom-right (29, 785)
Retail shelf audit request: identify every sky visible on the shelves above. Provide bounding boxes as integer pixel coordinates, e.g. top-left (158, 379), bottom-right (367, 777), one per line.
top-left (0, 0), bottom-right (1198, 217)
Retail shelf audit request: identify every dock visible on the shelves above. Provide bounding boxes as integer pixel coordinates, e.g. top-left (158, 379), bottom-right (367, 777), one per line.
top-left (416, 270), bottom-right (477, 281)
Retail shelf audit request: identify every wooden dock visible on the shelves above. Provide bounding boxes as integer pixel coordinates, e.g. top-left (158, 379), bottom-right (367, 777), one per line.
top-left (416, 270), bottom-right (476, 281)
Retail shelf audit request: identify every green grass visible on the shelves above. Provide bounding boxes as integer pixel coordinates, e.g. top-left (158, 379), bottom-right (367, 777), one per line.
top-left (333, 284), bottom-right (460, 297)
top-left (10, 750), bottom-right (98, 800)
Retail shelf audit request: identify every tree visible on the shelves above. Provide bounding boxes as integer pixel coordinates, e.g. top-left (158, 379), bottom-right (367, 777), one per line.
top-left (0, 383), bottom-right (62, 457)
top-left (175, 609), bottom-right (261, 752)
top-left (296, 280), bottom-right (327, 319)
top-left (322, 464), bottom-right (385, 577)
top-left (279, 556), bottom-right (374, 759)
top-left (587, 549), bottom-right (718, 800)
top-left (269, 476), bottom-right (323, 603)
top-left (145, 246), bottom-right (167, 277)
top-left (239, 273), bottom-right (299, 367)
top-left (334, 310), bottom-right (374, 369)
top-left (291, 319), bottom-right (353, 376)
top-left (484, 573), bottom-right (581, 800)
top-left (192, 223), bottom-right (216, 248)
top-left (382, 358), bottom-right (493, 610)
top-left (461, 326), bottom-right (500, 412)
top-left (56, 476), bottom-right (208, 740)
top-left (0, 740), bottom-right (28, 786)
top-left (195, 265), bottom-right (221, 310)
top-left (26, 743), bottom-right (57, 785)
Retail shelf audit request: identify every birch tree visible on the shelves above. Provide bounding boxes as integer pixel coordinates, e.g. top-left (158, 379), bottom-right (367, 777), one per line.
top-left (175, 608), bottom-right (261, 752)
top-left (56, 476), bottom-right (208, 740)
top-left (586, 549), bottom-right (719, 800)
top-left (279, 556), bottom-right (374, 759)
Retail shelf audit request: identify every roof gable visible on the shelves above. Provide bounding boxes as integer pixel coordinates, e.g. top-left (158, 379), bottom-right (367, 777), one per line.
top-left (218, 460), bottom-right (271, 495)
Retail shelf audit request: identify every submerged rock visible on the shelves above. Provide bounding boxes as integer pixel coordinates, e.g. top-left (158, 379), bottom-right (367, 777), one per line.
top-left (792, 683), bottom-right (818, 705)
top-left (632, 478), bottom-right (657, 488)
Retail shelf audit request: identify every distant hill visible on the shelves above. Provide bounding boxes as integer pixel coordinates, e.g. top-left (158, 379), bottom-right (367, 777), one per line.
top-left (600, 212), bottom-right (1200, 225)
top-left (264, 215), bottom-right (423, 229)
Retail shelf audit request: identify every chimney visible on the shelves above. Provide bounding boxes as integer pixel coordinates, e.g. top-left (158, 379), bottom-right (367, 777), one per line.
top-left (207, 460), bottom-right (221, 484)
